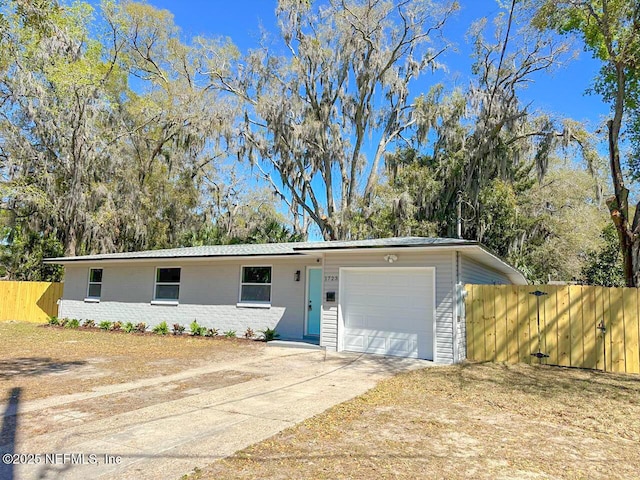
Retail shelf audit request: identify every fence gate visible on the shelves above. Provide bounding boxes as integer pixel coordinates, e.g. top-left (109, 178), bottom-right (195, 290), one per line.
top-left (464, 284), bottom-right (640, 375)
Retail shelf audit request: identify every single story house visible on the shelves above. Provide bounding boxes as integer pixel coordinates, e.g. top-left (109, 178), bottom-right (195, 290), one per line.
top-left (45, 237), bottom-right (526, 363)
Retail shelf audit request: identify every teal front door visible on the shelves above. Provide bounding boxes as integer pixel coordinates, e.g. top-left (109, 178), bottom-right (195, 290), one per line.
top-left (306, 268), bottom-right (322, 336)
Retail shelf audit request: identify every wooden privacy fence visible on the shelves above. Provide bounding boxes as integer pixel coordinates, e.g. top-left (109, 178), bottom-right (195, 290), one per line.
top-left (465, 284), bottom-right (640, 374)
top-left (0, 281), bottom-right (63, 323)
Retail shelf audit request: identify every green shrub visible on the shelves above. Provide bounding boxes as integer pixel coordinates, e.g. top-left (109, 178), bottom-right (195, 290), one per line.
top-left (82, 319), bottom-right (95, 328)
top-left (111, 321), bottom-right (123, 331)
top-left (244, 327), bottom-right (255, 339)
top-left (223, 330), bottom-right (236, 338)
top-left (123, 322), bottom-right (135, 333)
top-left (205, 327), bottom-right (219, 337)
top-left (152, 321), bottom-right (169, 335)
top-left (259, 328), bottom-right (280, 342)
top-left (65, 318), bottom-right (80, 329)
top-left (98, 320), bottom-right (112, 331)
top-left (190, 320), bottom-right (207, 336)
top-left (172, 323), bottom-right (186, 335)
top-left (47, 316), bottom-right (60, 326)
top-left (135, 322), bottom-right (147, 333)
top-left (59, 318), bottom-right (69, 327)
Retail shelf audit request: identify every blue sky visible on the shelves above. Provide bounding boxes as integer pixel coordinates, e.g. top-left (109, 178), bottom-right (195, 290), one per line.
top-left (141, 0), bottom-right (610, 127)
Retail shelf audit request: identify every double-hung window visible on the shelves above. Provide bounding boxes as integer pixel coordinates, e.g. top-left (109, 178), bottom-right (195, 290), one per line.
top-left (154, 267), bottom-right (181, 302)
top-left (239, 266), bottom-right (272, 305)
top-left (86, 268), bottom-right (103, 300)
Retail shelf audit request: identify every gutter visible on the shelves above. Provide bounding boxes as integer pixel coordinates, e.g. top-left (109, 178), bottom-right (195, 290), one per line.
top-left (42, 252), bottom-right (311, 265)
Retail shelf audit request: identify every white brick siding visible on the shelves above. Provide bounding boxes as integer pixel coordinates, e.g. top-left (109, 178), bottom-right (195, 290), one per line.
top-left (59, 300), bottom-right (286, 335)
top-left (60, 258), bottom-right (318, 339)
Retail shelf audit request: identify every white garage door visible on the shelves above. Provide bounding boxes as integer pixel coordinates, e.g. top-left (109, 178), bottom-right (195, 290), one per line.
top-left (340, 268), bottom-right (434, 360)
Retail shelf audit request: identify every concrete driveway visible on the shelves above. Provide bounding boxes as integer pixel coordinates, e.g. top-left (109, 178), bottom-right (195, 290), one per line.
top-left (8, 346), bottom-right (429, 480)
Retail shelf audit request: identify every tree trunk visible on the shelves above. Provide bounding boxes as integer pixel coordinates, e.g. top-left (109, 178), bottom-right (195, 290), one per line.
top-left (65, 225), bottom-right (78, 257)
top-left (606, 122), bottom-right (635, 286)
top-left (606, 61), bottom-right (635, 287)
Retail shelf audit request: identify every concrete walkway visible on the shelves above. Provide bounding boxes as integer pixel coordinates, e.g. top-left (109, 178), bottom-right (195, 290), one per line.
top-left (10, 347), bottom-right (430, 480)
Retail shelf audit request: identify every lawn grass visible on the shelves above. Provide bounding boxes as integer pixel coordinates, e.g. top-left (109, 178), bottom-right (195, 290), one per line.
top-left (0, 321), bottom-right (263, 401)
top-left (191, 362), bottom-right (640, 480)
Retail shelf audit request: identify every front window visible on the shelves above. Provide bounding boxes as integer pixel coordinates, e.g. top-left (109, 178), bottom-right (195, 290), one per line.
top-left (155, 267), bottom-right (181, 300)
top-left (87, 268), bottom-right (103, 299)
top-left (240, 266), bottom-right (272, 303)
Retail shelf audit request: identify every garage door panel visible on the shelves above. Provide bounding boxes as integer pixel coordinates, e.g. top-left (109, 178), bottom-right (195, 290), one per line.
top-left (387, 337), bottom-right (414, 357)
top-left (345, 310), bottom-right (431, 331)
top-left (345, 300), bottom-right (428, 313)
top-left (346, 275), bottom-right (430, 290)
top-left (367, 336), bottom-right (386, 351)
top-left (345, 305), bottom-right (402, 318)
top-left (344, 333), bottom-right (365, 350)
top-left (346, 314), bottom-right (417, 331)
top-left (347, 284), bottom-right (428, 296)
top-left (368, 316), bottom-right (427, 331)
top-left (341, 268), bottom-right (434, 360)
top-left (344, 294), bottom-right (390, 307)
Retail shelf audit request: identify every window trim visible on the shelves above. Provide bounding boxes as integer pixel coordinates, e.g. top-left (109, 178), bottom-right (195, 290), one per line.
top-left (237, 265), bottom-right (272, 308)
top-left (152, 266), bottom-right (181, 305)
top-left (84, 268), bottom-right (103, 302)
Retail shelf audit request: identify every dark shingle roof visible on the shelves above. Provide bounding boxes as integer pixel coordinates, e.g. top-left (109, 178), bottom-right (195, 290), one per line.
top-left (292, 237), bottom-right (476, 250)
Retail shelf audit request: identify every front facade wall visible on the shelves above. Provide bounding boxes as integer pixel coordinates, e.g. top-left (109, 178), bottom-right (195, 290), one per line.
top-left (59, 248), bottom-right (514, 363)
top-left (60, 258), bottom-right (318, 339)
top-left (320, 250), bottom-right (455, 363)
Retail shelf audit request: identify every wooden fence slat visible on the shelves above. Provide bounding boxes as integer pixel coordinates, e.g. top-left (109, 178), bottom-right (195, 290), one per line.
top-left (557, 286), bottom-right (571, 367)
top-left (568, 286), bottom-right (584, 368)
top-left (623, 288), bottom-right (639, 374)
top-left (506, 285), bottom-right (519, 364)
top-left (542, 285), bottom-right (558, 365)
top-left (516, 286), bottom-right (530, 364)
top-left (610, 288), bottom-right (626, 373)
top-left (528, 287), bottom-right (542, 365)
top-left (468, 285), bottom-right (482, 361)
top-left (495, 286), bottom-right (508, 362)
top-left (583, 286), bottom-right (597, 369)
top-left (594, 287), bottom-right (605, 371)
top-left (483, 284), bottom-right (496, 361)
top-left (603, 288), bottom-right (613, 372)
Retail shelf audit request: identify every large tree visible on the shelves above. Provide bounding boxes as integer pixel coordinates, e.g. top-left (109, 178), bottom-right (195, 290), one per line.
top-left (210, 0), bottom-right (458, 240)
top-left (534, 0), bottom-right (640, 286)
top-left (373, 2), bottom-right (600, 233)
top-left (0, 0), bottom-right (121, 256)
top-left (0, 0), bottom-right (240, 266)
top-left (361, 0), bottom-right (607, 281)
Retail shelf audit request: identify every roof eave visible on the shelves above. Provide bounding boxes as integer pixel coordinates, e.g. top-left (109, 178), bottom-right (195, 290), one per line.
top-left (42, 252), bottom-right (315, 265)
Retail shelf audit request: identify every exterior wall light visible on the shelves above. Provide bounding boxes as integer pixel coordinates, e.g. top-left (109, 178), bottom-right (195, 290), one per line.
top-left (294, 270), bottom-right (301, 281)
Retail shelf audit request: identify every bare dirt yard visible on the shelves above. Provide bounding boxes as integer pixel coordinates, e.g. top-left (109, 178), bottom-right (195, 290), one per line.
top-left (0, 321), bottom-right (263, 402)
top-left (192, 361), bottom-right (640, 480)
top-left (0, 321), bottom-right (264, 453)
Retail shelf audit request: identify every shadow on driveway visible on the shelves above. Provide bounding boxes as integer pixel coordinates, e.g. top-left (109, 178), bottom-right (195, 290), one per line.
top-left (0, 387), bottom-right (21, 480)
top-left (0, 358), bottom-right (86, 380)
